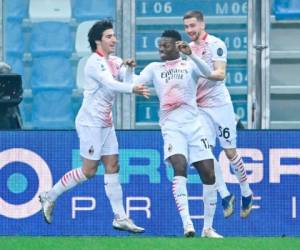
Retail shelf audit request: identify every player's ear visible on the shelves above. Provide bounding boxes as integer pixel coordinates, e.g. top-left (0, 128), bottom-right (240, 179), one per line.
top-left (200, 21), bottom-right (205, 30)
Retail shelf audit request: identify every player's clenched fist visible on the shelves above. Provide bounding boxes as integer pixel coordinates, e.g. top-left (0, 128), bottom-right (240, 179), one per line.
top-left (133, 84), bottom-right (150, 99)
top-left (123, 58), bottom-right (136, 68)
top-left (176, 41), bottom-right (192, 55)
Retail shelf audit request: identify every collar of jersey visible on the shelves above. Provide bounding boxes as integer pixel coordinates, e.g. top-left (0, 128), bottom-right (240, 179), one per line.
top-left (164, 58), bottom-right (181, 67)
top-left (191, 32), bottom-right (208, 47)
top-left (201, 32), bottom-right (208, 41)
top-left (96, 50), bottom-right (105, 57)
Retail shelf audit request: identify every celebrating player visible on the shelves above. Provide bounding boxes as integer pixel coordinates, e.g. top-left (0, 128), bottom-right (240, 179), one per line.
top-left (39, 20), bottom-right (149, 233)
top-left (183, 10), bottom-right (253, 218)
top-left (134, 30), bottom-right (222, 238)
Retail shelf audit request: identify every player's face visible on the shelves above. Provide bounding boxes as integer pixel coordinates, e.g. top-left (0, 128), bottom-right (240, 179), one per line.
top-left (184, 17), bottom-right (204, 42)
top-left (158, 37), bottom-right (179, 61)
top-left (97, 29), bottom-right (117, 55)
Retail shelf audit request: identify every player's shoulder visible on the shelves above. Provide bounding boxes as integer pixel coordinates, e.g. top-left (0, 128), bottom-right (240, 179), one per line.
top-left (207, 34), bottom-right (226, 47)
top-left (87, 52), bottom-right (104, 64)
top-left (85, 53), bottom-right (107, 73)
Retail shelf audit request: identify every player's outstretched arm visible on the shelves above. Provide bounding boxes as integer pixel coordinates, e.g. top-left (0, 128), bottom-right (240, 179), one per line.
top-left (176, 41), bottom-right (212, 78)
top-left (133, 84), bottom-right (150, 99)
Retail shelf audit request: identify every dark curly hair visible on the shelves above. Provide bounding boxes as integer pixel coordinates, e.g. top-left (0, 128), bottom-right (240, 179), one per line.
top-left (88, 20), bottom-right (113, 52)
top-left (161, 30), bottom-right (182, 41)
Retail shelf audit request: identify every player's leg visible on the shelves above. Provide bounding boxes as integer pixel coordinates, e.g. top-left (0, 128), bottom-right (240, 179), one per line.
top-left (198, 108), bottom-right (234, 218)
top-left (209, 104), bottom-right (253, 218)
top-left (192, 159), bottom-right (222, 238)
top-left (224, 148), bottom-right (253, 218)
top-left (102, 155), bottom-right (144, 233)
top-left (188, 120), bottom-right (222, 238)
top-left (101, 127), bottom-right (144, 233)
top-left (168, 154), bottom-right (195, 237)
top-left (212, 152), bottom-right (235, 218)
top-left (39, 125), bottom-right (100, 224)
top-left (39, 159), bottom-right (96, 224)
top-left (162, 125), bottom-right (195, 237)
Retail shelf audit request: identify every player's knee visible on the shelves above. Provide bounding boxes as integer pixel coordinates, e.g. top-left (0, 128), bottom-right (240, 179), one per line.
top-left (168, 154), bottom-right (188, 177)
top-left (105, 162), bottom-right (120, 174)
top-left (82, 167), bottom-right (97, 178)
top-left (173, 165), bottom-right (187, 177)
top-left (201, 166), bottom-right (216, 185)
top-left (202, 171), bottom-right (215, 185)
top-left (225, 148), bottom-right (237, 160)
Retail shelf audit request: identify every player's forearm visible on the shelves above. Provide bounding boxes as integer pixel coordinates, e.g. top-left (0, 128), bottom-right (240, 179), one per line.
top-left (102, 76), bottom-right (134, 93)
top-left (188, 53), bottom-right (212, 78)
top-left (208, 69), bottom-right (226, 81)
top-left (132, 73), bottom-right (152, 87)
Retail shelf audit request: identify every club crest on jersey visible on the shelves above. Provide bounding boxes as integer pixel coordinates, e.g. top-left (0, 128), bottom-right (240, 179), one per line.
top-left (217, 48), bottom-right (223, 56)
top-left (88, 146), bottom-right (94, 155)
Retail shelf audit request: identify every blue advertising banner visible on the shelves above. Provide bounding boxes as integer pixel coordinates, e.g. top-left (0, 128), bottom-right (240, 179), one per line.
top-left (0, 130), bottom-right (299, 236)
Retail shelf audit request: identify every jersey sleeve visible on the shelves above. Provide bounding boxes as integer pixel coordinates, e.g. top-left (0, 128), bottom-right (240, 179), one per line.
top-left (133, 64), bottom-right (154, 86)
top-left (210, 39), bottom-right (227, 62)
top-left (87, 62), bottom-right (133, 93)
top-left (188, 54), bottom-right (212, 80)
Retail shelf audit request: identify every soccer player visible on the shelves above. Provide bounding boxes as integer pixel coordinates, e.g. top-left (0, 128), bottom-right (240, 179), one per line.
top-left (134, 30), bottom-right (222, 238)
top-left (39, 20), bottom-right (149, 233)
top-left (183, 10), bottom-right (253, 218)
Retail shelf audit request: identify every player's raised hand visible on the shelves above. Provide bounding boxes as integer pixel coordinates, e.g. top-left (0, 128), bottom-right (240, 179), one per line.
top-left (133, 84), bottom-right (150, 99)
top-left (176, 41), bottom-right (192, 55)
top-left (123, 58), bottom-right (136, 68)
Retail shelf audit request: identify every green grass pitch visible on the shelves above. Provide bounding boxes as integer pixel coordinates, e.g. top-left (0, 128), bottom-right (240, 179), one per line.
top-left (1, 237), bottom-right (300, 250)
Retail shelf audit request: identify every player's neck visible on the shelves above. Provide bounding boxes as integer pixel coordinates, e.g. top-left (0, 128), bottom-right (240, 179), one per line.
top-left (167, 54), bottom-right (180, 61)
top-left (195, 31), bottom-right (208, 44)
top-left (96, 48), bottom-right (109, 59)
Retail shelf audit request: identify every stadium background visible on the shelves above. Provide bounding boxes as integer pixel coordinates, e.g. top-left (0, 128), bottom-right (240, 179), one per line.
top-left (1, 0), bottom-right (300, 249)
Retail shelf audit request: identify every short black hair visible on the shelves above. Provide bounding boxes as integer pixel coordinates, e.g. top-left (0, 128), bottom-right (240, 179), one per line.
top-left (88, 20), bottom-right (113, 52)
top-left (161, 30), bottom-right (182, 41)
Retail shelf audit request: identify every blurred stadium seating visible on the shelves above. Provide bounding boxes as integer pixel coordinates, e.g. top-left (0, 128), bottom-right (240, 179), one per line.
top-left (32, 88), bottom-right (73, 128)
top-left (5, 0), bottom-right (28, 21)
top-left (72, 0), bottom-right (115, 21)
top-left (31, 56), bottom-right (73, 89)
top-left (2, 0), bottom-right (116, 129)
top-left (30, 22), bottom-right (73, 56)
top-left (75, 21), bottom-right (96, 56)
top-left (4, 20), bottom-right (25, 82)
top-left (29, 0), bottom-right (71, 22)
top-left (5, 20), bottom-right (24, 55)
